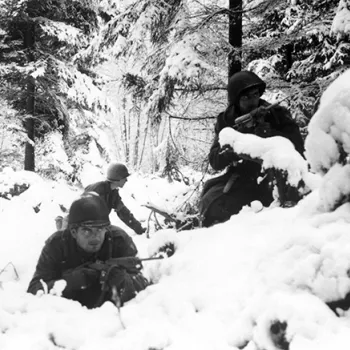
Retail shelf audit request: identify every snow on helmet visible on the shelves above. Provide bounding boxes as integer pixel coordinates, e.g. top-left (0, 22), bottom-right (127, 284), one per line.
top-left (106, 162), bottom-right (130, 182)
top-left (68, 195), bottom-right (110, 227)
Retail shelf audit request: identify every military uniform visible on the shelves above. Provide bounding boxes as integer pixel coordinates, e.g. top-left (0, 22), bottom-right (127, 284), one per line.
top-left (85, 181), bottom-right (144, 235)
top-left (199, 71), bottom-right (305, 227)
top-left (27, 225), bottom-right (147, 308)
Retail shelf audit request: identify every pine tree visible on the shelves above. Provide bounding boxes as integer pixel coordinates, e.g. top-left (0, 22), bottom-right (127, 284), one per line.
top-left (228, 0), bottom-right (243, 83)
top-left (243, 0), bottom-right (349, 131)
top-left (0, 0), bottom-right (110, 174)
top-left (93, 0), bottom-right (230, 173)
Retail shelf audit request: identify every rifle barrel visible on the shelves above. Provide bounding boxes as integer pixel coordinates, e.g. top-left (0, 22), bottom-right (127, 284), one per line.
top-left (140, 256), bottom-right (164, 261)
top-left (267, 95), bottom-right (289, 110)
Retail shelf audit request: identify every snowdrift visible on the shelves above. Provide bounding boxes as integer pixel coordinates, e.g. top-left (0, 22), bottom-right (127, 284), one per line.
top-left (0, 168), bottom-right (350, 350)
top-left (2, 69), bottom-right (350, 350)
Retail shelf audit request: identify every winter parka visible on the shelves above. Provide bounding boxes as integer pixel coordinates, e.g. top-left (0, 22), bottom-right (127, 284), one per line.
top-left (84, 181), bottom-right (144, 235)
top-left (209, 101), bottom-right (305, 173)
top-left (27, 226), bottom-right (147, 309)
top-left (199, 71), bottom-right (305, 226)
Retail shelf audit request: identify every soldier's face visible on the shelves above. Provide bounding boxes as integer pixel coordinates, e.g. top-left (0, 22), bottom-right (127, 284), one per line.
top-left (72, 226), bottom-right (108, 253)
top-left (239, 88), bottom-right (260, 114)
top-left (110, 178), bottom-right (128, 190)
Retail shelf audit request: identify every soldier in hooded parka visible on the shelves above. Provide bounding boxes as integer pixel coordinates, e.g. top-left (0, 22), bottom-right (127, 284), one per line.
top-left (199, 71), bottom-right (305, 227)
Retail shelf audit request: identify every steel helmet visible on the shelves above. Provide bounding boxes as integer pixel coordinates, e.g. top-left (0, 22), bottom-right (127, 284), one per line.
top-left (68, 195), bottom-right (110, 227)
top-left (106, 162), bottom-right (130, 182)
top-left (228, 71), bottom-right (266, 106)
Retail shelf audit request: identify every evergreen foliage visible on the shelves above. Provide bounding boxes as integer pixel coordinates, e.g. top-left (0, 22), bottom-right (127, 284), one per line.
top-left (0, 0), bottom-right (115, 179)
top-left (1, 0), bottom-right (350, 184)
top-left (95, 0), bottom-right (228, 173)
top-left (244, 0), bottom-right (349, 132)
top-left (0, 0), bottom-right (100, 131)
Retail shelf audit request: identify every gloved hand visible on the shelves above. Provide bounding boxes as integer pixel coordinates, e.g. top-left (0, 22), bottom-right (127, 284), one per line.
top-left (105, 266), bottom-right (138, 304)
top-left (62, 266), bottom-right (100, 291)
top-left (132, 222), bottom-right (146, 235)
top-left (251, 106), bottom-right (269, 121)
top-left (106, 257), bottom-right (142, 274)
top-left (219, 144), bottom-right (236, 162)
top-left (104, 265), bottom-right (148, 304)
top-left (105, 266), bottom-right (127, 290)
top-left (254, 121), bottom-right (272, 138)
top-left (137, 227), bottom-right (147, 235)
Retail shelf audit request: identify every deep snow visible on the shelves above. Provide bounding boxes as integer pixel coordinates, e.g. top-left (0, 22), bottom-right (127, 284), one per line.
top-left (2, 69), bottom-right (350, 350)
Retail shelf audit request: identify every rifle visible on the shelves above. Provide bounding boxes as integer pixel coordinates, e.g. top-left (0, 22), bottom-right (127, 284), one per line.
top-left (63, 256), bottom-right (163, 284)
top-left (90, 256), bottom-right (163, 308)
top-left (234, 96), bottom-right (289, 131)
top-left (89, 256), bottom-right (164, 274)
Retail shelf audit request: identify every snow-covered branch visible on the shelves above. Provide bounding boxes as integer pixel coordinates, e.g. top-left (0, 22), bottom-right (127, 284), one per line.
top-left (219, 127), bottom-right (308, 187)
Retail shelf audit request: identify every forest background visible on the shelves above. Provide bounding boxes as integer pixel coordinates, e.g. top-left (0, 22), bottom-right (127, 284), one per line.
top-left (0, 0), bottom-right (349, 186)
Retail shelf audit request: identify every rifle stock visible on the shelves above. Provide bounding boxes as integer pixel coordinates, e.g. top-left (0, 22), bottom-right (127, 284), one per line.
top-left (234, 113), bottom-right (255, 129)
top-left (234, 97), bottom-right (288, 130)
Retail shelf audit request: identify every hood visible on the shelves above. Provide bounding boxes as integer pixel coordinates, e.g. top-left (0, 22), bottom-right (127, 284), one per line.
top-left (228, 71), bottom-right (266, 105)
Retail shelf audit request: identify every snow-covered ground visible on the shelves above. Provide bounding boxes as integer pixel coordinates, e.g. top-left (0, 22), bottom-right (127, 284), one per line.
top-left (2, 67), bottom-right (350, 350)
top-left (1, 165), bottom-right (350, 350)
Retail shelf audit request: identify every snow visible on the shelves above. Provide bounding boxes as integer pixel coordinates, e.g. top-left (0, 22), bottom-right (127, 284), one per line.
top-left (39, 19), bottom-right (87, 48)
top-left (36, 132), bottom-right (74, 177)
top-left (64, 69), bottom-right (111, 111)
top-left (2, 66), bottom-right (350, 349)
top-left (219, 128), bottom-right (308, 187)
top-left (305, 69), bottom-right (350, 211)
top-left (1, 162), bottom-right (350, 349)
top-left (160, 33), bottom-right (212, 84)
top-left (331, 0), bottom-right (350, 40)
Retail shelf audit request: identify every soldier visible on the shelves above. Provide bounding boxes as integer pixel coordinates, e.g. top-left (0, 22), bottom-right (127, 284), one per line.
top-left (27, 195), bottom-right (148, 309)
top-left (85, 162), bottom-right (146, 235)
top-left (199, 71), bottom-right (305, 227)
top-left (54, 215), bottom-right (69, 231)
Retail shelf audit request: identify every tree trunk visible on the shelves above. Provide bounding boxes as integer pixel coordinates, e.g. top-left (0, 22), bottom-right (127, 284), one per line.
top-left (24, 22), bottom-right (35, 171)
top-left (24, 81), bottom-right (35, 171)
top-left (228, 0), bottom-right (242, 104)
top-left (285, 43), bottom-right (293, 70)
top-left (133, 103), bottom-right (141, 169)
top-left (122, 97), bottom-right (129, 163)
top-left (138, 115), bottom-right (150, 170)
top-left (150, 119), bottom-right (161, 173)
top-left (127, 102), bottom-right (131, 162)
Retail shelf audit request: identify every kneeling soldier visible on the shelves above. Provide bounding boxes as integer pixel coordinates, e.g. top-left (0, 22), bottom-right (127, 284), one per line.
top-left (85, 162), bottom-right (146, 235)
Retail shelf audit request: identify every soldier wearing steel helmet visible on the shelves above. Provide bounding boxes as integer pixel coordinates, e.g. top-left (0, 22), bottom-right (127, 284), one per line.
top-left (84, 162), bottom-right (146, 235)
top-left (27, 195), bottom-right (148, 309)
